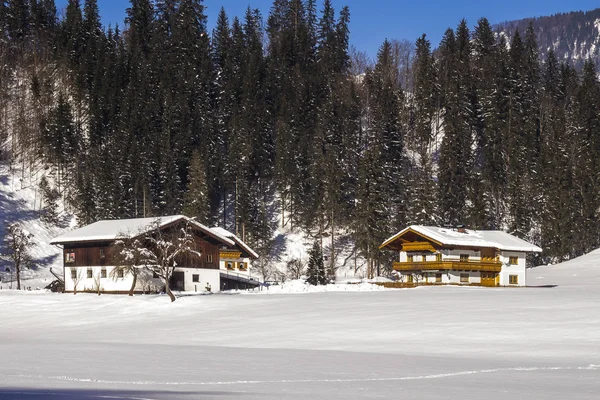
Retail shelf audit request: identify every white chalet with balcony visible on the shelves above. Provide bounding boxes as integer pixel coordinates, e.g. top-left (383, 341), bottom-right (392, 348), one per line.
top-left (380, 225), bottom-right (542, 287)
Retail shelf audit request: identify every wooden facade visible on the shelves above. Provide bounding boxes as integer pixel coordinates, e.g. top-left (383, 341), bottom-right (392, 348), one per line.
top-left (380, 225), bottom-right (541, 287)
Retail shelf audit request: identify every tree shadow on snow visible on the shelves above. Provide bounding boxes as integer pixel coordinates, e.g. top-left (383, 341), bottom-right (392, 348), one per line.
top-left (0, 387), bottom-right (252, 399)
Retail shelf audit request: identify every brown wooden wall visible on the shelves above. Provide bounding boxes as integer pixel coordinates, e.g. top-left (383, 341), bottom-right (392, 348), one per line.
top-left (63, 242), bottom-right (111, 267)
top-left (62, 237), bottom-right (221, 269)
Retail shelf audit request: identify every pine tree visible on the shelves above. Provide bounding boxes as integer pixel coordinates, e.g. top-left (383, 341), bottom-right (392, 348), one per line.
top-left (305, 240), bottom-right (326, 285)
top-left (407, 34), bottom-right (438, 225)
top-left (437, 24), bottom-right (472, 226)
top-left (183, 150), bottom-right (210, 223)
top-left (39, 175), bottom-right (60, 225)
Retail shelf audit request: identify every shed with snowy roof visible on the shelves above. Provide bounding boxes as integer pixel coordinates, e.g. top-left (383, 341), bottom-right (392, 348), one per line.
top-left (380, 226), bottom-right (542, 287)
top-left (50, 215), bottom-right (258, 294)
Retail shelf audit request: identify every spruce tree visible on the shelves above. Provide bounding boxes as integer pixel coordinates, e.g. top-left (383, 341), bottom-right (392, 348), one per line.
top-left (306, 240), bottom-right (327, 285)
top-left (183, 150), bottom-right (210, 223)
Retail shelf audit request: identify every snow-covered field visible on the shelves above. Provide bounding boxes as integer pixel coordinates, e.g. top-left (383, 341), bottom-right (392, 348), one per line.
top-left (1, 252), bottom-right (599, 399)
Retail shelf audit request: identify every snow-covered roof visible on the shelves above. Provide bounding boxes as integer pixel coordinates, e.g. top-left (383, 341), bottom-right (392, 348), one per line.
top-left (211, 227), bottom-right (259, 259)
top-left (381, 225), bottom-right (542, 253)
top-left (50, 215), bottom-right (234, 246)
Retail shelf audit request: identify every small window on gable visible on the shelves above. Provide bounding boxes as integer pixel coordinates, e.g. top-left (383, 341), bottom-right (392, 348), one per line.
top-left (509, 275), bottom-right (519, 285)
top-left (207, 254), bottom-right (213, 263)
top-left (101, 268), bottom-right (107, 278)
top-left (65, 252), bottom-right (75, 264)
top-left (99, 248), bottom-right (105, 259)
top-left (460, 254), bottom-right (469, 262)
top-left (87, 268), bottom-right (93, 279)
top-left (117, 269), bottom-right (124, 278)
top-left (460, 273), bottom-right (469, 283)
top-left (192, 274), bottom-right (199, 282)
top-left (509, 256), bottom-right (518, 265)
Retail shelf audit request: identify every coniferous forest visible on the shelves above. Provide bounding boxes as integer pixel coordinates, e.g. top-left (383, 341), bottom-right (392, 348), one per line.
top-left (1, 0), bottom-right (600, 272)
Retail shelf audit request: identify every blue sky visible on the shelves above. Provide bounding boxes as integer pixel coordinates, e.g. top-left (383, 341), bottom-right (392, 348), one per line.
top-left (56, 0), bottom-right (600, 58)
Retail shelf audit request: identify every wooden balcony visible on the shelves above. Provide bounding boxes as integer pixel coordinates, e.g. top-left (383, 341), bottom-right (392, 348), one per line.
top-left (393, 260), bottom-right (502, 272)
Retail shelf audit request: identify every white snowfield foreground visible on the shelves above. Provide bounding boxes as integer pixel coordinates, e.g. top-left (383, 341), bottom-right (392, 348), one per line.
top-left (1, 252), bottom-right (600, 399)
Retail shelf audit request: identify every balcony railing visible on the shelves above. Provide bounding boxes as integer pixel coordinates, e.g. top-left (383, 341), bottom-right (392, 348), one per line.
top-left (393, 260), bottom-right (502, 272)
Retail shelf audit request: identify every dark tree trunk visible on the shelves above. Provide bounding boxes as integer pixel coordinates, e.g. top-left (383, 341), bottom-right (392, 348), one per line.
top-left (16, 263), bottom-right (21, 290)
top-left (164, 276), bottom-right (176, 302)
top-left (129, 271), bottom-right (137, 296)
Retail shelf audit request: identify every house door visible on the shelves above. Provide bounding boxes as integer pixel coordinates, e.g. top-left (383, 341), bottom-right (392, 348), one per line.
top-left (170, 271), bottom-right (185, 291)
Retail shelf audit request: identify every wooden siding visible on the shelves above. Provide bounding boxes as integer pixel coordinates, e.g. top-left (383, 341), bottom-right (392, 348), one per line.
top-left (63, 243), bottom-right (111, 267)
top-left (62, 236), bottom-right (221, 270)
top-left (393, 260), bottom-right (502, 273)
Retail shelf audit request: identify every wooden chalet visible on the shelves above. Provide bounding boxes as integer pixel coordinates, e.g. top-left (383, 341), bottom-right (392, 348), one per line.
top-left (50, 215), bottom-right (241, 294)
top-left (380, 225), bottom-right (542, 287)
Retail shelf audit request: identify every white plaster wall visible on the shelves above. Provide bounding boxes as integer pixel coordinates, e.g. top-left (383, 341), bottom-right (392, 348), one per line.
top-left (442, 249), bottom-right (481, 261)
top-left (499, 251), bottom-right (527, 286)
top-left (400, 271), bottom-right (480, 285)
top-left (219, 257), bottom-right (252, 277)
top-left (64, 266), bottom-right (220, 293)
top-left (64, 266), bottom-right (139, 292)
top-left (177, 268), bottom-right (220, 293)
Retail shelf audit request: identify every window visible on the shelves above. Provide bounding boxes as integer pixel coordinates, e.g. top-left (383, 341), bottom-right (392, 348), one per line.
top-left (87, 268), bottom-right (93, 279)
top-left (65, 252), bottom-right (75, 264)
top-left (117, 269), bottom-right (124, 278)
top-left (509, 275), bottom-right (519, 285)
top-left (99, 248), bottom-right (105, 259)
top-left (407, 274), bottom-right (413, 283)
top-left (227, 262), bottom-right (234, 270)
top-left (509, 256), bottom-right (518, 265)
top-left (407, 255), bottom-right (413, 263)
top-left (436, 253), bottom-right (442, 262)
top-left (71, 269), bottom-right (78, 279)
top-left (101, 268), bottom-right (107, 278)
top-left (192, 274), bottom-right (199, 282)
top-left (460, 273), bottom-right (469, 283)
top-left (460, 254), bottom-right (469, 262)
top-left (206, 254), bottom-right (213, 263)
top-left (435, 273), bottom-right (442, 283)
top-left (239, 262), bottom-right (247, 271)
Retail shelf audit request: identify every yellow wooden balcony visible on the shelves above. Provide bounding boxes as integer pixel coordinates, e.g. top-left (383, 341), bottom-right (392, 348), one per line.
top-left (393, 260), bottom-right (502, 272)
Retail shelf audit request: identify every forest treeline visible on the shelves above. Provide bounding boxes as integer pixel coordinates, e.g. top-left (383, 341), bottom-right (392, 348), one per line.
top-left (1, 0), bottom-right (599, 272)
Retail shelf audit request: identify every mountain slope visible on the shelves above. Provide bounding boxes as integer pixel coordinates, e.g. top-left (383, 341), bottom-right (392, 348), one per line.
top-left (0, 162), bottom-right (72, 289)
top-left (496, 8), bottom-right (600, 69)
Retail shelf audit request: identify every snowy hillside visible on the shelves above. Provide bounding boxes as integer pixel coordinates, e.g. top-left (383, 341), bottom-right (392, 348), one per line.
top-left (0, 162), bottom-right (74, 289)
top-left (497, 8), bottom-right (600, 69)
top-left (0, 248), bottom-right (598, 398)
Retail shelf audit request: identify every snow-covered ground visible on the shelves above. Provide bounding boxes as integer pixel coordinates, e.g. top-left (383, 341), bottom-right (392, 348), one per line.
top-left (1, 251), bottom-right (599, 399)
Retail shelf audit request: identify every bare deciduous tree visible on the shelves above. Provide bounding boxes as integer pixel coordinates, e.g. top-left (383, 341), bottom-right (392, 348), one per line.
top-left (111, 236), bottom-right (147, 296)
top-left (286, 258), bottom-right (305, 280)
top-left (116, 219), bottom-right (202, 302)
top-left (1, 223), bottom-right (34, 290)
top-left (71, 267), bottom-right (82, 295)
